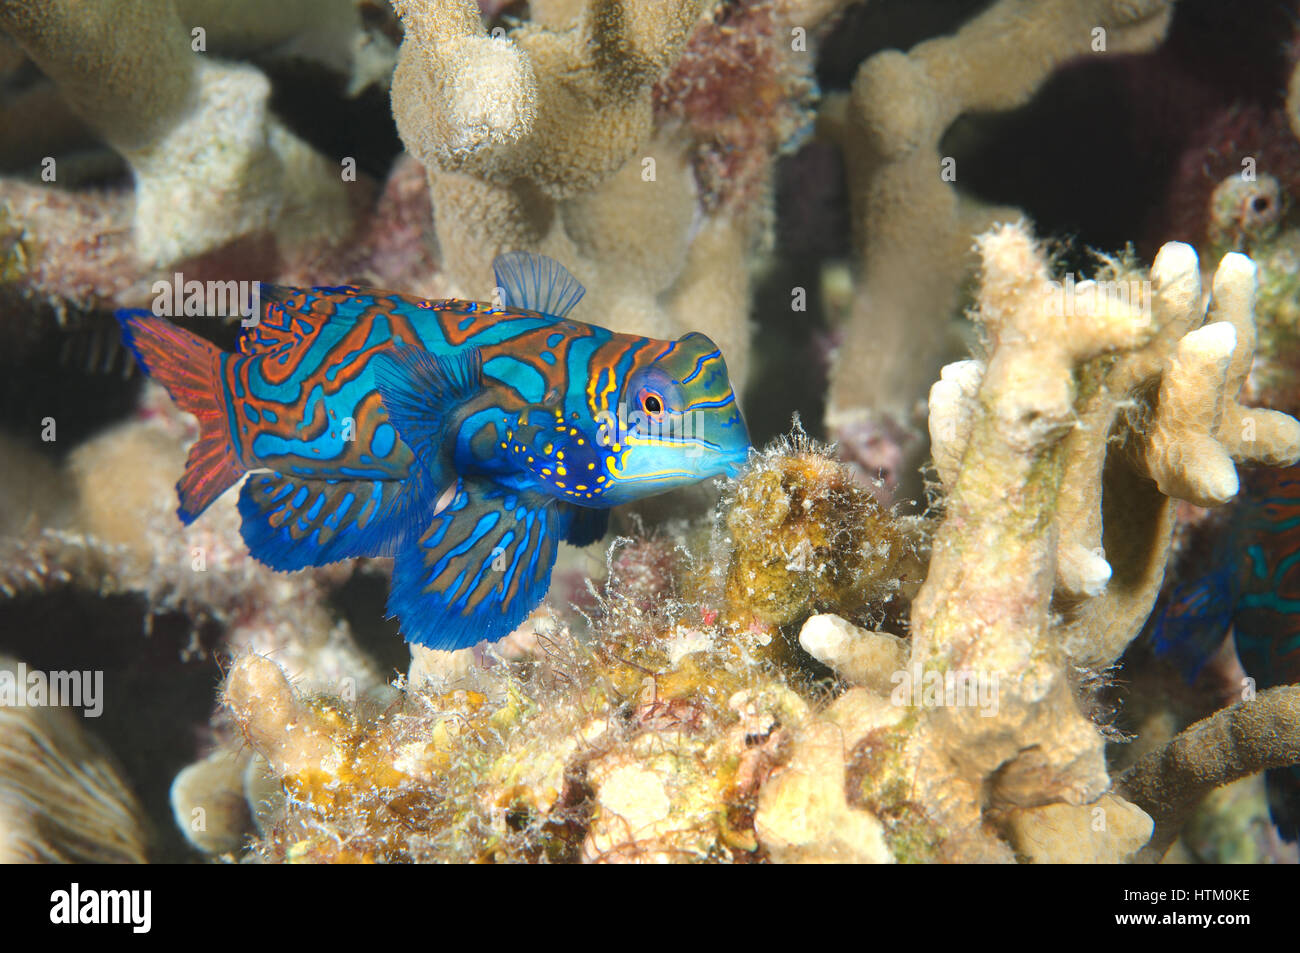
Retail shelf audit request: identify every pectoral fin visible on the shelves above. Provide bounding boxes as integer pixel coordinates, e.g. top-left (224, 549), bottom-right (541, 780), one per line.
top-left (562, 504), bottom-right (609, 547)
top-left (373, 343), bottom-right (483, 472)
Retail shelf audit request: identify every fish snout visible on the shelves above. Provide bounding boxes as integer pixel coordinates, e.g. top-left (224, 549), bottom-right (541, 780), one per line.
top-left (721, 446), bottom-right (752, 479)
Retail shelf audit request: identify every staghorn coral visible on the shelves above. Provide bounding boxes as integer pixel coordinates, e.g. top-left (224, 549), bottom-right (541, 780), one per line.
top-left (1121, 686), bottom-right (1300, 861)
top-left (0, 0), bottom-right (352, 268)
top-left (821, 0), bottom-right (1177, 489)
top-left (389, 0), bottom-right (843, 389)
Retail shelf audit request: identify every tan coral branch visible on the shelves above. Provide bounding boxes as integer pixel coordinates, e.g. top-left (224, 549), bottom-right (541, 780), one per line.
top-left (1119, 686), bottom-right (1300, 862)
top-left (827, 0), bottom-right (1177, 477)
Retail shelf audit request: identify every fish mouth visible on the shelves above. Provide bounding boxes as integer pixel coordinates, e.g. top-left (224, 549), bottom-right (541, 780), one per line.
top-left (720, 447), bottom-right (752, 479)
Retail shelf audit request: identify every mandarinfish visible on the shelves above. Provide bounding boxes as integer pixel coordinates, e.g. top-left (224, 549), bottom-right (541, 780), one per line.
top-left (117, 252), bottom-right (750, 650)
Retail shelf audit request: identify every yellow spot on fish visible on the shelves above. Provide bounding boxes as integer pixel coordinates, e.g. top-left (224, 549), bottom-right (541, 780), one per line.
top-left (544, 443), bottom-right (552, 455)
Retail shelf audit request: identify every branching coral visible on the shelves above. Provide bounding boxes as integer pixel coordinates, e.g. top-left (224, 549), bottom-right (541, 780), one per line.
top-left (0, 0), bottom-right (352, 267)
top-left (909, 222), bottom-right (1299, 854)
top-left (7, 0), bottom-right (1299, 866)
top-left (0, 387), bottom-right (386, 857)
top-left (389, 0), bottom-right (841, 388)
top-left (792, 222), bottom-right (1300, 860)
top-left (209, 231), bottom-right (1300, 860)
top-left (1121, 686), bottom-right (1300, 861)
top-left (822, 0), bottom-right (1177, 487)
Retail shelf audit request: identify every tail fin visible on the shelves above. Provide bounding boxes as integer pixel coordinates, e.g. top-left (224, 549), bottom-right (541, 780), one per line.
top-left (116, 309), bottom-right (244, 523)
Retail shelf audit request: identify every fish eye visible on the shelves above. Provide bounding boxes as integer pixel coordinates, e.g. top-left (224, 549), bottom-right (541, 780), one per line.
top-left (642, 391), bottom-right (664, 416)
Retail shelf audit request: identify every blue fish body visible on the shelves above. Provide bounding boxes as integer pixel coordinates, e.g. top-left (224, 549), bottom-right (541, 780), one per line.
top-left (1150, 464), bottom-right (1300, 840)
top-left (117, 253), bottom-right (750, 649)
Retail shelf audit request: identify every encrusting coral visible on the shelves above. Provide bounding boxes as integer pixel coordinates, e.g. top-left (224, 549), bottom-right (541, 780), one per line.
top-left (199, 431), bottom-right (921, 863)
top-left (719, 426), bottom-right (925, 635)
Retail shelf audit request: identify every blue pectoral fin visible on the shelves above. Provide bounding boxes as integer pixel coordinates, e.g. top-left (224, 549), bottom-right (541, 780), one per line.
top-left (388, 479), bottom-right (564, 650)
top-left (562, 504), bottom-right (609, 547)
top-left (238, 472), bottom-right (421, 569)
top-left (492, 251), bottom-right (586, 318)
top-left (373, 343), bottom-right (482, 467)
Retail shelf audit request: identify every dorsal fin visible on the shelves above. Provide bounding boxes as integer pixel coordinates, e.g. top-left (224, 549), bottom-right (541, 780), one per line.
top-left (492, 251), bottom-right (586, 318)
